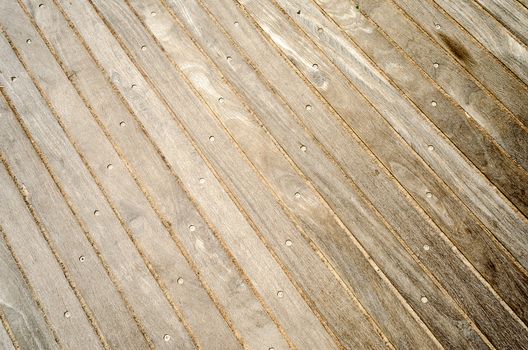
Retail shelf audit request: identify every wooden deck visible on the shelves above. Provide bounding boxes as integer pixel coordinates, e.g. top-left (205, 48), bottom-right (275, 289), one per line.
top-left (0, 0), bottom-right (527, 348)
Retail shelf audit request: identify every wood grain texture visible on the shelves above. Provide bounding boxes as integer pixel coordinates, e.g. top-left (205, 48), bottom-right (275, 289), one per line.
top-left (3, 2), bottom-right (240, 348)
top-left (132, 0), bottom-right (440, 348)
top-left (433, 0), bottom-right (528, 85)
top-left (476, 0), bottom-right (528, 45)
top-left (191, 0), bottom-right (528, 348)
top-left (1, 0), bottom-right (526, 348)
top-left (17, 0), bottom-right (289, 348)
top-left (300, 0), bottom-right (528, 325)
top-left (239, 0), bottom-right (528, 271)
top-left (393, 0), bottom-right (528, 129)
top-left (0, 320), bottom-right (15, 350)
top-left (0, 24), bottom-right (193, 349)
top-left (0, 110), bottom-right (104, 350)
top-left (0, 228), bottom-right (59, 350)
top-left (53, 0), bottom-right (340, 348)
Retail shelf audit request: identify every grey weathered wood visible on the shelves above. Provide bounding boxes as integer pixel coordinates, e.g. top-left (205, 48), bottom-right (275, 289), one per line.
top-left (131, 0), bottom-right (445, 349)
top-left (0, 230), bottom-right (59, 350)
top-left (0, 122), bottom-right (104, 349)
top-left (193, 0), bottom-right (528, 347)
top-left (299, 0), bottom-right (528, 324)
top-left (245, 0), bottom-right (528, 270)
top-left (0, 29), bottom-right (194, 349)
top-left (387, 0), bottom-right (528, 129)
top-left (0, 320), bottom-right (15, 350)
top-left (4, 2), bottom-right (240, 348)
top-left (476, 0), bottom-right (528, 45)
top-left (78, 0), bottom-right (380, 348)
top-left (163, 0), bottom-right (520, 348)
top-left (311, 0), bottom-right (528, 178)
top-left (433, 0), bottom-right (528, 85)
top-left (17, 0), bottom-right (289, 348)
top-left (53, 0), bottom-right (340, 348)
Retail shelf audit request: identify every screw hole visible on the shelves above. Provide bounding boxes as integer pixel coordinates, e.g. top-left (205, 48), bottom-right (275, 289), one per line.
top-left (106, 164), bottom-right (113, 170)
top-left (296, 10), bottom-right (301, 15)
top-left (119, 121), bottom-right (126, 127)
top-left (141, 45), bottom-right (147, 51)
top-left (79, 256), bottom-right (86, 262)
top-left (10, 76), bottom-right (17, 82)
top-left (93, 210), bottom-right (100, 216)
top-left (26, 39), bottom-right (32, 44)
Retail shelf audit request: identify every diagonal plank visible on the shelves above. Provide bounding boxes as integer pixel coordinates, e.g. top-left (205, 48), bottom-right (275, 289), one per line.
top-left (433, 0), bottom-right (528, 85)
top-left (15, 0), bottom-right (290, 348)
top-left (0, 28), bottom-right (195, 349)
top-left (0, 133), bottom-right (104, 349)
top-left (51, 0), bottom-right (341, 347)
top-left (0, 227), bottom-right (60, 350)
top-left (287, 0), bottom-right (528, 325)
top-left (2, 1), bottom-right (242, 348)
top-left (387, 0), bottom-right (528, 128)
top-left (129, 0), bottom-right (444, 348)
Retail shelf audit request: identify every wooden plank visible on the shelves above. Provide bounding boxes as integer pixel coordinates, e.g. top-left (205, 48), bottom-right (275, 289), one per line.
top-left (188, 0), bottom-right (528, 348)
top-left (0, 318), bottom-right (15, 350)
top-left (304, 0), bottom-right (528, 324)
top-left (433, 0), bottom-right (528, 85)
top-left (129, 1), bottom-right (445, 349)
top-left (0, 229), bottom-right (59, 350)
top-left (159, 0), bottom-right (513, 348)
top-left (52, 0), bottom-right (341, 348)
top-left (75, 0), bottom-right (381, 348)
top-left (16, 1), bottom-right (290, 349)
top-left (0, 30), bottom-right (194, 350)
top-left (386, 0), bottom-right (528, 129)
top-left (0, 131), bottom-right (103, 349)
top-left (476, 0), bottom-right (528, 45)
top-left (243, 0), bottom-right (528, 268)
top-left (3, 2), bottom-right (241, 348)
top-left (311, 0), bottom-right (528, 176)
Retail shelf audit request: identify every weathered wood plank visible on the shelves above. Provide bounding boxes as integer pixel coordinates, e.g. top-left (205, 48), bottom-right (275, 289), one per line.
top-left (81, 0), bottom-right (382, 348)
top-left (0, 230), bottom-right (59, 350)
top-left (312, 0), bottom-right (528, 177)
top-left (298, 0), bottom-right (528, 324)
top-left (194, 0), bottom-right (528, 348)
top-left (476, 0), bottom-right (528, 45)
top-left (53, 0), bottom-right (340, 348)
top-left (242, 0), bottom-right (528, 269)
top-left (163, 0), bottom-right (519, 348)
top-left (433, 0), bottom-right (528, 85)
top-left (4, 2), bottom-right (241, 348)
top-left (131, 0), bottom-right (446, 349)
top-left (0, 29), bottom-right (194, 349)
top-left (0, 125), bottom-right (104, 350)
top-left (385, 0), bottom-right (528, 129)
top-left (0, 318), bottom-right (15, 350)
top-left (17, 1), bottom-right (290, 348)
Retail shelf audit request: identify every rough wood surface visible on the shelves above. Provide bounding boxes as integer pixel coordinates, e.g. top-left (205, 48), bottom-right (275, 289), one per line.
top-left (1, 0), bottom-right (527, 348)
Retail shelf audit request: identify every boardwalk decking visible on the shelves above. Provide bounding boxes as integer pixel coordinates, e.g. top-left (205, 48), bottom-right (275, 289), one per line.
top-left (0, 0), bottom-right (527, 349)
